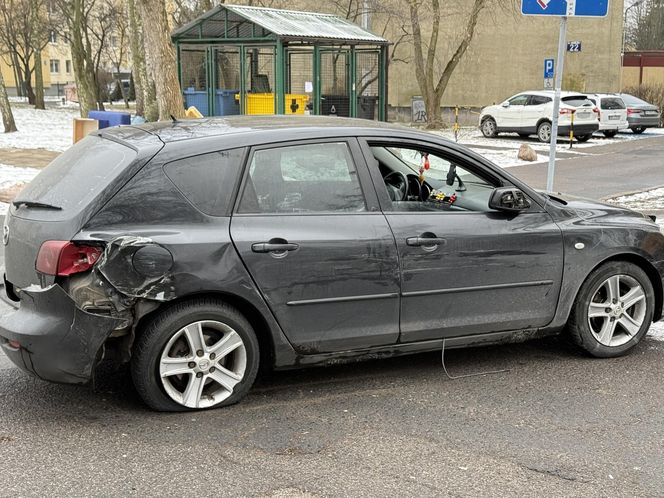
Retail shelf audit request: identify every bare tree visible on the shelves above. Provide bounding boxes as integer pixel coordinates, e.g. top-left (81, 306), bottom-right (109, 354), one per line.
top-left (102, 0), bottom-right (129, 107)
top-left (628, 0), bottom-right (664, 50)
top-left (0, 70), bottom-right (18, 133)
top-left (138, 0), bottom-right (185, 120)
top-left (54, 0), bottom-right (122, 116)
top-left (408, 0), bottom-right (513, 128)
top-left (0, 0), bottom-right (51, 107)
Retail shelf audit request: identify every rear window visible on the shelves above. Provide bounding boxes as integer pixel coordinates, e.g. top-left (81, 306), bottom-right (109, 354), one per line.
top-left (601, 98), bottom-right (626, 110)
top-left (561, 96), bottom-right (594, 107)
top-left (163, 148), bottom-right (244, 216)
top-left (621, 94), bottom-right (649, 106)
top-left (13, 135), bottom-right (136, 217)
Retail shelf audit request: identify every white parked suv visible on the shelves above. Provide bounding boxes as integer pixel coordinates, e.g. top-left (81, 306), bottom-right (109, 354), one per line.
top-left (587, 94), bottom-right (628, 138)
top-left (480, 91), bottom-right (600, 143)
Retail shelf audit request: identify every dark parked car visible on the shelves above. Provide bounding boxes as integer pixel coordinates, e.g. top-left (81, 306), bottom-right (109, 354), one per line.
top-left (1, 116), bottom-right (663, 411)
top-left (620, 93), bottom-right (661, 133)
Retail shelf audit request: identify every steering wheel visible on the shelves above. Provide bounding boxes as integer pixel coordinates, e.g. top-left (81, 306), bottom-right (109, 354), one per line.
top-left (383, 171), bottom-right (409, 201)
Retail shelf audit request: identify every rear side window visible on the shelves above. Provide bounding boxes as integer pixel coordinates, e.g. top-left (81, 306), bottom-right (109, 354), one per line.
top-left (528, 95), bottom-right (551, 105)
top-left (238, 142), bottom-right (366, 214)
top-left (164, 148), bottom-right (244, 216)
top-left (601, 98), bottom-right (626, 110)
top-left (13, 135), bottom-right (136, 218)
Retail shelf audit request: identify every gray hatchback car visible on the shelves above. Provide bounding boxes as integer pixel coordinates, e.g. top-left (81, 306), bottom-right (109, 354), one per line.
top-left (1, 116), bottom-right (663, 411)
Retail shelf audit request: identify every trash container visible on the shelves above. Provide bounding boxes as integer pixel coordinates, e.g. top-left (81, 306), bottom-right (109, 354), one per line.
top-left (357, 96), bottom-right (378, 120)
top-left (321, 95), bottom-right (350, 117)
top-left (215, 90), bottom-right (240, 116)
top-left (183, 89), bottom-right (209, 116)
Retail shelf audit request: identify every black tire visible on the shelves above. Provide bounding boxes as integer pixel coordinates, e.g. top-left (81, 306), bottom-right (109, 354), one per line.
top-left (537, 121), bottom-right (552, 143)
top-left (575, 134), bottom-right (592, 143)
top-left (632, 127), bottom-right (645, 134)
top-left (481, 117), bottom-right (498, 138)
top-left (602, 130), bottom-right (618, 138)
top-left (568, 261), bottom-right (654, 358)
top-left (131, 298), bottom-right (260, 412)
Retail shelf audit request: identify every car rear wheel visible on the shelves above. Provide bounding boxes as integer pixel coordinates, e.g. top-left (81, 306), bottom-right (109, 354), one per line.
top-left (481, 118), bottom-right (498, 138)
top-left (632, 127), bottom-right (645, 134)
top-left (602, 130), bottom-right (617, 138)
top-left (131, 298), bottom-right (260, 411)
top-left (575, 134), bottom-right (592, 143)
top-left (537, 121), bottom-right (552, 143)
top-left (568, 262), bottom-right (654, 358)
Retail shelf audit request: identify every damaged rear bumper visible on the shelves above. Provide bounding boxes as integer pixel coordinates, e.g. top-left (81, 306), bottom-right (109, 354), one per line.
top-left (0, 284), bottom-right (124, 384)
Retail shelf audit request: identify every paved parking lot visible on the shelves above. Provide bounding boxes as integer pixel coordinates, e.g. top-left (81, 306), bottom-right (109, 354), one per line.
top-left (1, 136), bottom-right (664, 496)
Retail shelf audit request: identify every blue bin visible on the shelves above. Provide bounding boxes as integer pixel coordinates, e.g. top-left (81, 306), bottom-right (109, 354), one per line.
top-left (215, 90), bottom-right (240, 116)
top-left (183, 90), bottom-right (209, 116)
top-left (88, 110), bottom-right (131, 129)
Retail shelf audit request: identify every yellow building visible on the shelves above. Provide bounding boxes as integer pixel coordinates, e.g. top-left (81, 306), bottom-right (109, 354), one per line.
top-left (0, 30), bottom-right (74, 97)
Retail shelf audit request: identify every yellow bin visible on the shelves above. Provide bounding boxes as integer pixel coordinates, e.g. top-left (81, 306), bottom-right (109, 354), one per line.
top-left (236, 93), bottom-right (308, 115)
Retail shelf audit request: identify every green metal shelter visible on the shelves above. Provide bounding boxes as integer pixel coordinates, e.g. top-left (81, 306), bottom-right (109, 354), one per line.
top-left (171, 5), bottom-right (390, 120)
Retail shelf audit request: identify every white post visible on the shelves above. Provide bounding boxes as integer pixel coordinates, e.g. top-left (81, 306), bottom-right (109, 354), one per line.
top-left (546, 15), bottom-right (568, 192)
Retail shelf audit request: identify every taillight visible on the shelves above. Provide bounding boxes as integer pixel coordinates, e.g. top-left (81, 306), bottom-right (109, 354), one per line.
top-left (36, 241), bottom-right (103, 276)
top-left (627, 108), bottom-right (642, 115)
top-left (559, 108), bottom-right (574, 115)
top-left (593, 107), bottom-right (600, 118)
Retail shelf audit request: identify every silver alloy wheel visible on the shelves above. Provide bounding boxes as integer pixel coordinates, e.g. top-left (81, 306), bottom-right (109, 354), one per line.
top-left (482, 119), bottom-right (496, 137)
top-left (587, 274), bottom-right (647, 347)
top-left (538, 123), bottom-right (552, 142)
top-left (159, 320), bottom-right (247, 409)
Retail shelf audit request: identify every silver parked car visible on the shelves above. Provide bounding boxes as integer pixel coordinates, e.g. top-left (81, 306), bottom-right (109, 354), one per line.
top-left (620, 93), bottom-right (661, 134)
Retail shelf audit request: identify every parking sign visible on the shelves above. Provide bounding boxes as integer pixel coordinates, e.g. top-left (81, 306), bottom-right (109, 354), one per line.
top-left (522, 0), bottom-right (609, 17)
top-left (544, 59), bottom-right (555, 79)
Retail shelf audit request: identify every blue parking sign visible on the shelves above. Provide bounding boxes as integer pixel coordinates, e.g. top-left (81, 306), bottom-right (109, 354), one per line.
top-left (544, 59), bottom-right (555, 79)
top-left (522, 0), bottom-right (609, 17)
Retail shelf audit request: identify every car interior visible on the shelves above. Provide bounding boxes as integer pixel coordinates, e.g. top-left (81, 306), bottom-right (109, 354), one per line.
top-left (370, 145), bottom-right (496, 212)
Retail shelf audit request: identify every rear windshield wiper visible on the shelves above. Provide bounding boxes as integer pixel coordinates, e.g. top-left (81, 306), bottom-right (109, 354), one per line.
top-left (12, 199), bottom-right (63, 210)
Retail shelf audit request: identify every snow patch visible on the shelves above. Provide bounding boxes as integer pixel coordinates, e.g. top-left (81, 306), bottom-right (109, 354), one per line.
top-left (0, 107), bottom-right (78, 152)
top-left (0, 163), bottom-right (41, 215)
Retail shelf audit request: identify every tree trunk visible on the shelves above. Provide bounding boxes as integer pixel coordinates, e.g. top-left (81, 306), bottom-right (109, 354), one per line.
top-left (24, 65), bottom-right (36, 105)
top-left (10, 53), bottom-right (24, 98)
top-left (138, 0), bottom-right (185, 120)
top-left (127, 0), bottom-right (146, 116)
top-left (33, 49), bottom-right (45, 110)
top-left (0, 70), bottom-right (18, 133)
top-left (67, 0), bottom-right (98, 117)
top-left (31, 0), bottom-right (45, 110)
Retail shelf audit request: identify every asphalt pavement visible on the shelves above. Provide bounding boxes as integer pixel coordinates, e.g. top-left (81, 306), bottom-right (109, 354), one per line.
top-left (1, 136), bottom-right (664, 497)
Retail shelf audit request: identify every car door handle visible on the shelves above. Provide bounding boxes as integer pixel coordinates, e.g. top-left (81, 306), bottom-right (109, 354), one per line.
top-left (251, 242), bottom-right (300, 253)
top-left (406, 236), bottom-right (446, 247)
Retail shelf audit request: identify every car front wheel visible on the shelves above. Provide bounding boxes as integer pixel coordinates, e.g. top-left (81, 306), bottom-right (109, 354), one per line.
top-left (632, 127), bottom-right (645, 134)
top-left (131, 298), bottom-right (260, 411)
top-left (568, 262), bottom-right (654, 358)
top-left (537, 121), bottom-right (552, 143)
top-left (481, 118), bottom-right (498, 138)
top-left (575, 134), bottom-right (592, 143)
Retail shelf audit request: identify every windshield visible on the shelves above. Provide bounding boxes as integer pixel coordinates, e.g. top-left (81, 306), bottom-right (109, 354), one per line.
top-left (13, 135), bottom-right (137, 219)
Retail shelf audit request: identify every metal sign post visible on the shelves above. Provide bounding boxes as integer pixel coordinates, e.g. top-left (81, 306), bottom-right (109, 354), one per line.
top-left (522, 0), bottom-right (609, 191)
top-left (547, 16), bottom-right (567, 192)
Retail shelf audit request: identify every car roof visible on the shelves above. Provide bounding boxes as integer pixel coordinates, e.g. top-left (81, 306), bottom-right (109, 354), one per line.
top-left (587, 93), bottom-right (624, 99)
top-left (98, 115), bottom-right (409, 148)
top-left (512, 90), bottom-right (588, 98)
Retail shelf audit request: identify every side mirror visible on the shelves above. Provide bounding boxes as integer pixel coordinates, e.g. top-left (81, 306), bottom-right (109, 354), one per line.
top-left (501, 101), bottom-right (510, 108)
top-left (489, 187), bottom-right (531, 212)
